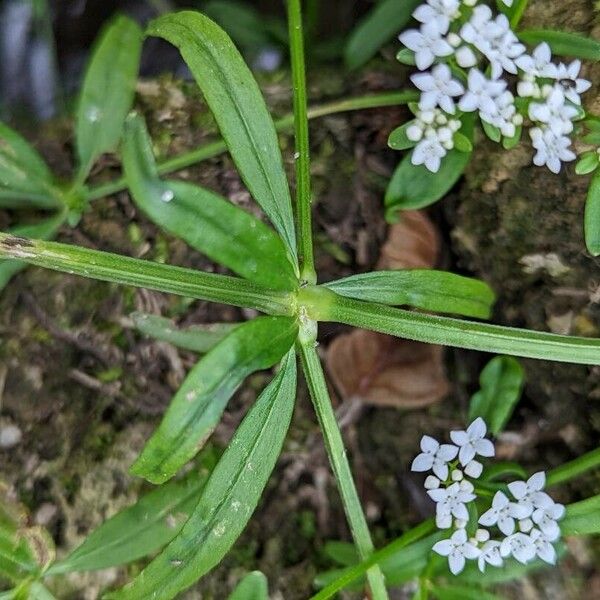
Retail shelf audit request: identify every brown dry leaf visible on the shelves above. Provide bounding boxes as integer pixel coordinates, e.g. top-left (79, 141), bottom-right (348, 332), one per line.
top-left (326, 210), bottom-right (448, 408)
top-left (326, 329), bottom-right (448, 408)
top-left (377, 210), bottom-right (439, 270)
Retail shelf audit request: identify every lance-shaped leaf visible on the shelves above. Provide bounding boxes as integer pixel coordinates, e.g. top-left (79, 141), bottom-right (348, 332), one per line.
top-left (305, 289), bottom-right (600, 365)
top-left (385, 115), bottom-right (474, 220)
top-left (344, 0), bottom-right (421, 70)
top-left (228, 571), bottom-right (269, 600)
top-left (468, 356), bottom-right (525, 435)
top-left (324, 270), bottom-right (495, 320)
top-left (131, 317), bottom-right (297, 484)
top-left (76, 15), bottom-right (142, 180)
top-left (109, 351), bottom-right (297, 600)
top-left (0, 234), bottom-right (294, 316)
top-left (561, 495), bottom-right (600, 536)
top-left (132, 312), bottom-right (240, 354)
top-left (0, 214), bottom-right (64, 292)
top-left (123, 114), bottom-right (297, 291)
top-left (0, 122), bottom-right (60, 209)
top-left (47, 470), bottom-right (209, 574)
top-left (147, 11), bottom-right (297, 260)
top-left (585, 169), bottom-right (600, 256)
top-left (519, 30), bottom-right (600, 61)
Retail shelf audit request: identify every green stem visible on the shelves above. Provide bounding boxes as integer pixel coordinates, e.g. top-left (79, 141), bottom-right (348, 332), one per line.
top-left (311, 520), bottom-right (436, 600)
top-left (84, 90), bottom-right (417, 203)
top-left (304, 289), bottom-right (600, 365)
top-left (287, 0), bottom-right (316, 284)
top-left (0, 233), bottom-right (294, 316)
top-left (299, 342), bottom-right (388, 600)
top-left (547, 447), bottom-right (600, 487)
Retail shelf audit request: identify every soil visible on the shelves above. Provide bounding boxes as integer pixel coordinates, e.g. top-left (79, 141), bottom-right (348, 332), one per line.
top-left (2, 1), bottom-right (600, 598)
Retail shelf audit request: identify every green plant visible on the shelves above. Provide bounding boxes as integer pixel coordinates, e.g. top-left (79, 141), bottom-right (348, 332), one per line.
top-left (1, 2), bottom-right (600, 599)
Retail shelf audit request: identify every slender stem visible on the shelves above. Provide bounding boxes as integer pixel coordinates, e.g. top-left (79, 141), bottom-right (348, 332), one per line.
top-left (547, 447), bottom-right (600, 487)
top-left (303, 288), bottom-right (600, 365)
top-left (299, 341), bottom-right (388, 600)
top-left (0, 233), bottom-right (294, 316)
top-left (311, 520), bottom-right (437, 600)
top-left (287, 0), bottom-right (316, 284)
top-left (85, 89), bottom-right (417, 203)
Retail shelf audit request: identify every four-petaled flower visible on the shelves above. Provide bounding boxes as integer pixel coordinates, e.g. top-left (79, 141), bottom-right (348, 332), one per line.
top-left (450, 417), bottom-right (495, 466)
top-left (477, 540), bottom-right (503, 572)
top-left (411, 434), bottom-right (459, 480)
top-left (530, 528), bottom-right (558, 564)
top-left (500, 532), bottom-right (537, 564)
top-left (413, 0), bottom-right (460, 34)
top-left (479, 491), bottom-right (531, 536)
top-left (412, 64), bottom-right (465, 114)
top-left (532, 502), bottom-right (565, 541)
top-left (555, 60), bottom-right (592, 105)
top-left (428, 481), bottom-right (476, 529)
top-left (508, 471), bottom-right (554, 513)
top-left (399, 20), bottom-right (453, 71)
top-left (516, 42), bottom-right (557, 78)
top-left (530, 127), bottom-right (576, 174)
top-left (433, 528), bottom-right (480, 574)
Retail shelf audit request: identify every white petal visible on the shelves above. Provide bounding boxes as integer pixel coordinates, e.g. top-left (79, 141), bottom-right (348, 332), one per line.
top-left (450, 430), bottom-right (469, 446)
top-left (479, 508), bottom-right (498, 527)
top-left (513, 543), bottom-right (536, 564)
top-left (448, 552), bottom-right (466, 575)
top-left (468, 417), bottom-right (487, 439)
top-left (462, 542), bottom-right (481, 560)
top-left (510, 502), bottom-right (533, 520)
top-left (547, 156), bottom-right (562, 174)
top-left (537, 541), bottom-right (557, 564)
top-left (508, 480), bottom-right (528, 500)
top-left (452, 502), bottom-right (469, 521)
top-left (412, 73), bottom-right (437, 92)
top-left (437, 444), bottom-right (459, 461)
top-left (464, 460), bottom-right (483, 479)
top-left (420, 435), bottom-right (439, 454)
top-left (535, 42), bottom-right (551, 64)
top-left (419, 91), bottom-right (440, 111)
top-left (399, 30), bottom-right (423, 51)
top-left (459, 444), bottom-right (476, 466)
top-left (532, 491), bottom-right (553, 509)
top-left (411, 453), bottom-right (434, 472)
top-left (459, 93), bottom-right (479, 112)
top-left (550, 503), bottom-right (566, 520)
top-left (428, 488), bottom-right (448, 503)
top-left (439, 95), bottom-right (456, 114)
top-left (432, 39), bottom-right (454, 57)
top-left (492, 491), bottom-right (509, 509)
top-left (433, 461), bottom-right (449, 481)
top-left (432, 539), bottom-right (454, 556)
top-left (452, 528), bottom-right (468, 543)
top-left (413, 5), bottom-right (435, 24)
top-left (436, 512), bottom-right (453, 529)
top-left (474, 438), bottom-right (495, 457)
top-left (425, 153), bottom-right (442, 173)
top-left (540, 519), bottom-right (560, 541)
top-left (416, 49), bottom-right (435, 71)
top-left (498, 515), bottom-right (516, 536)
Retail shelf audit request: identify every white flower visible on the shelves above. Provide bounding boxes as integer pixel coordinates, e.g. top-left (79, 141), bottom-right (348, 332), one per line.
top-left (479, 491), bottom-right (531, 535)
top-left (412, 138), bottom-right (448, 173)
top-left (428, 481), bottom-right (476, 528)
top-left (555, 60), bottom-right (592, 105)
top-left (477, 540), bottom-right (503, 572)
top-left (532, 502), bottom-right (565, 541)
top-left (412, 64), bottom-right (465, 113)
top-left (455, 46), bottom-right (477, 68)
top-left (529, 87), bottom-right (578, 136)
top-left (481, 90), bottom-right (518, 138)
top-left (530, 127), bottom-right (576, 174)
top-left (515, 43), bottom-right (558, 78)
top-left (413, 0), bottom-right (461, 34)
top-left (399, 21), bottom-right (454, 71)
top-left (411, 435), bottom-right (459, 480)
top-left (500, 532), bottom-right (537, 564)
top-left (464, 459), bottom-right (483, 478)
top-left (432, 528), bottom-right (480, 574)
top-left (459, 69), bottom-right (507, 114)
top-left (508, 471), bottom-right (554, 513)
top-left (460, 5), bottom-right (494, 48)
top-left (530, 528), bottom-right (557, 564)
top-left (450, 417), bottom-right (495, 466)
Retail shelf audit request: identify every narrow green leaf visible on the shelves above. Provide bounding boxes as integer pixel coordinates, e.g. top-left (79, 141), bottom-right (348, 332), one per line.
top-left (481, 462), bottom-right (528, 482)
top-left (502, 125), bottom-right (522, 150)
top-left (0, 122), bottom-right (60, 209)
top-left (147, 11), bottom-right (297, 261)
top-left (388, 123), bottom-right (418, 151)
top-left (132, 312), bottom-right (240, 354)
top-left (561, 495), bottom-right (600, 536)
top-left (482, 120), bottom-right (502, 143)
top-left (385, 115), bottom-right (474, 218)
top-left (324, 270), bottom-right (495, 320)
top-left (454, 132), bottom-right (473, 153)
top-left (519, 30), bottom-right (600, 61)
top-left (575, 152), bottom-right (599, 175)
top-left (585, 169), bottom-right (600, 256)
top-left (109, 352), bottom-right (297, 600)
top-left (468, 356), bottom-right (525, 435)
top-left (0, 214), bottom-right (64, 292)
top-left (122, 114), bottom-right (297, 291)
top-left (228, 571), bottom-right (269, 600)
top-left (131, 317), bottom-right (297, 484)
top-left (547, 448), bottom-right (600, 487)
top-left (323, 541), bottom-right (359, 567)
top-left (27, 583), bottom-right (57, 600)
top-left (76, 15), bottom-right (143, 179)
top-left (0, 234), bottom-right (294, 316)
top-left (396, 48), bottom-right (416, 66)
top-left (48, 471), bottom-right (208, 574)
top-left (344, 0), bottom-right (421, 70)
top-left (306, 289), bottom-right (600, 365)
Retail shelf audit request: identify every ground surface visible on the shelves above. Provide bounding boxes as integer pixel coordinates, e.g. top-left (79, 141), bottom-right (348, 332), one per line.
top-left (2, 1), bottom-right (600, 598)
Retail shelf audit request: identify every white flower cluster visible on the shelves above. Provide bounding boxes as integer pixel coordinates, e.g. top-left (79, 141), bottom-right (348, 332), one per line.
top-left (411, 417), bottom-right (565, 575)
top-left (398, 0), bottom-right (591, 173)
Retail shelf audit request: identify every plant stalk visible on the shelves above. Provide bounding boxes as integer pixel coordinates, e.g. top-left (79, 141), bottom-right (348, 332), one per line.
top-left (287, 0), bottom-right (316, 284)
top-left (299, 341), bottom-right (389, 600)
top-left (547, 447), bottom-right (600, 487)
